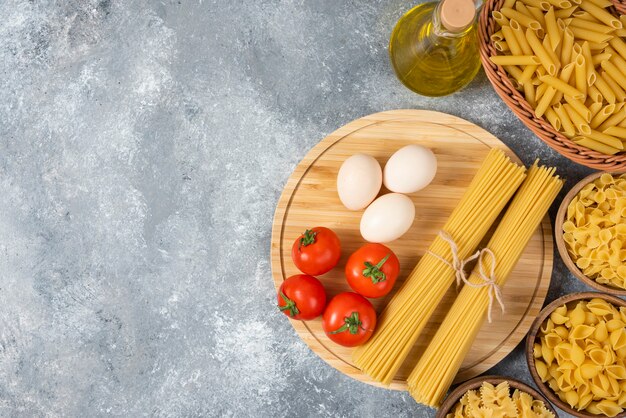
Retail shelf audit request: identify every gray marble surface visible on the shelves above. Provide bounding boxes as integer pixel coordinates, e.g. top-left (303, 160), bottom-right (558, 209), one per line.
top-left (0, 0), bottom-right (597, 416)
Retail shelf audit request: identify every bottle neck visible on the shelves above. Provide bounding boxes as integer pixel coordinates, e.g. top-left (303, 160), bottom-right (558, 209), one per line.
top-left (432, 0), bottom-right (477, 38)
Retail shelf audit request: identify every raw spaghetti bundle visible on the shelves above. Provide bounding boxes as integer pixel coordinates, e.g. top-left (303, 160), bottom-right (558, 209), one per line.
top-left (408, 163), bottom-right (563, 408)
top-left (352, 148), bottom-right (527, 385)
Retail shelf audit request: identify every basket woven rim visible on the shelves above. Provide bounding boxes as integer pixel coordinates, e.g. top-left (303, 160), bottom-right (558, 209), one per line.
top-left (478, 0), bottom-right (626, 170)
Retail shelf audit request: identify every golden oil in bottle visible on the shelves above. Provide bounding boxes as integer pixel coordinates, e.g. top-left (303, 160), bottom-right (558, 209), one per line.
top-left (389, 0), bottom-right (481, 97)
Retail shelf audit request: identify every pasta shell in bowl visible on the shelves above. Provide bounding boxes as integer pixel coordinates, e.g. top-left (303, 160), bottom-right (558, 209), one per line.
top-left (436, 375), bottom-right (558, 418)
top-left (555, 172), bottom-right (626, 295)
top-left (526, 292), bottom-right (626, 417)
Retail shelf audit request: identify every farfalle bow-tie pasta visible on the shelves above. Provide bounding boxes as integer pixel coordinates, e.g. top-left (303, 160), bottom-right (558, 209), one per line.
top-left (446, 381), bottom-right (554, 418)
top-left (563, 173), bottom-right (626, 289)
top-left (534, 298), bottom-right (626, 416)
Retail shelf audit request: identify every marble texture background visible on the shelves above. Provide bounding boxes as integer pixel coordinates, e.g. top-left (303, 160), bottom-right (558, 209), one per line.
top-left (0, 0), bottom-right (595, 416)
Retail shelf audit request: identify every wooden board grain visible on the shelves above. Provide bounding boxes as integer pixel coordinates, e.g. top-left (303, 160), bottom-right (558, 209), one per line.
top-left (270, 109), bottom-right (553, 391)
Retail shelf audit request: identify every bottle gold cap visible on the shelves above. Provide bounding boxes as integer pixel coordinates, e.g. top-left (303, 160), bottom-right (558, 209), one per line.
top-left (440, 0), bottom-right (476, 32)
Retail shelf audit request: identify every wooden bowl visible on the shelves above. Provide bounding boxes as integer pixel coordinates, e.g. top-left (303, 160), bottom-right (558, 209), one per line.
top-left (478, 0), bottom-right (626, 170)
top-left (526, 292), bottom-right (626, 418)
top-left (436, 375), bottom-right (558, 418)
top-left (555, 172), bottom-right (626, 296)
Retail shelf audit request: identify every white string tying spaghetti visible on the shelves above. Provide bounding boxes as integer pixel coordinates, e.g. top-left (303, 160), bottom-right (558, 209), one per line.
top-left (427, 231), bottom-right (505, 323)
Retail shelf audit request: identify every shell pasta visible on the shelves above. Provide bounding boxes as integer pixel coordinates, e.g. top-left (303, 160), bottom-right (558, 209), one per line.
top-left (563, 173), bottom-right (626, 289)
top-left (534, 299), bottom-right (626, 416)
top-left (489, 0), bottom-right (626, 155)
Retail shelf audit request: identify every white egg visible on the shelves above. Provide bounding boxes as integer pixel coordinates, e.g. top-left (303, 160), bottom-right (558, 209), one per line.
top-left (360, 193), bottom-right (415, 243)
top-left (384, 144), bottom-right (437, 194)
top-left (337, 153), bottom-right (382, 210)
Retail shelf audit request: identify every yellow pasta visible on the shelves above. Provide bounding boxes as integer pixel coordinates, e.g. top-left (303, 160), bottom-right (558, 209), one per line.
top-left (408, 164), bottom-right (562, 407)
top-left (535, 298), bottom-right (626, 416)
top-left (601, 71), bottom-right (626, 102)
top-left (490, 0), bottom-right (626, 154)
top-left (528, 29), bottom-right (558, 74)
top-left (579, 1), bottom-right (622, 29)
top-left (445, 382), bottom-right (555, 418)
top-left (604, 126), bottom-right (626, 138)
top-left (563, 174), bottom-right (626, 289)
top-left (554, 102), bottom-right (577, 136)
top-left (352, 150), bottom-right (527, 386)
top-left (490, 55), bottom-right (541, 66)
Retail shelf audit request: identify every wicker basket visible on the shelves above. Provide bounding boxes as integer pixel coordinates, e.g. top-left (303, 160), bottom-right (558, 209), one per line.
top-left (478, 0), bottom-right (626, 170)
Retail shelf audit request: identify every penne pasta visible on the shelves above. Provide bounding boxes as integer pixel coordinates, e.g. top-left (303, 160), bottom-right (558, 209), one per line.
top-left (601, 60), bottom-right (626, 91)
top-left (504, 0), bottom-right (517, 7)
top-left (545, 107), bottom-right (561, 130)
top-left (597, 107), bottom-right (626, 131)
top-left (493, 11), bottom-right (510, 27)
top-left (569, 26), bottom-right (613, 43)
top-left (564, 103), bottom-right (592, 134)
top-left (600, 71), bottom-right (626, 102)
top-left (520, 64), bottom-right (539, 84)
top-left (587, 0), bottom-right (614, 7)
top-left (501, 8), bottom-right (542, 29)
top-left (527, 29), bottom-right (557, 74)
top-left (575, 53), bottom-right (587, 97)
top-left (542, 35), bottom-right (561, 69)
top-left (609, 37), bottom-right (626, 61)
top-left (554, 5), bottom-right (578, 19)
top-left (571, 10), bottom-right (601, 23)
top-left (578, 1), bottom-right (622, 29)
top-left (536, 81), bottom-right (549, 98)
top-left (590, 103), bottom-right (617, 128)
top-left (603, 126), bottom-right (626, 138)
top-left (526, 5), bottom-right (547, 27)
top-left (495, 40), bottom-right (511, 51)
top-left (608, 51), bottom-right (626, 77)
top-left (581, 41), bottom-right (597, 85)
top-left (547, 0), bottom-right (572, 8)
top-left (588, 101), bottom-right (603, 118)
top-left (561, 28), bottom-right (575, 64)
top-left (570, 17), bottom-right (616, 34)
top-left (573, 136), bottom-right (620, 154)
top-left (502, 26), bottom-right (524, 55)
top-left (588, 84), bottom-right (603, 102)
top-left (524, 81), bottom-right (537, 107)
top-left (536, 86), bottom-right (558, 116)
top-left (490, 55), bottom-right (542, 66)
top-left (491, 30), bottom-right (505, 41)
top-left (521, 0), bottom-right (551, 10)
top-left (510, 19), bottom-right (534, 55)
top-left (554, 102), bottom-right (576, 136)
top-left (565, 94), bottom-right (593, 121)
top-left (540, 75), bottom-right (585, 99)
top-left (591, 52), bottom-right (612, 65)
top-left (594, 75), bottom-right (617, 103)
top-left (588, 129), bottom-right (624, 149)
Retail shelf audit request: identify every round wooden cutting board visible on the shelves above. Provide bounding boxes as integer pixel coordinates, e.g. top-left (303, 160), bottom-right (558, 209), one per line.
top-left (270, 109), bottom-right (553, 391)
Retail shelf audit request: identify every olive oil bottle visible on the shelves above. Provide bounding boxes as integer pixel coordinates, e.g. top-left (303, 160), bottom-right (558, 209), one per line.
top-left (389, 0), bottom-right (481, 97)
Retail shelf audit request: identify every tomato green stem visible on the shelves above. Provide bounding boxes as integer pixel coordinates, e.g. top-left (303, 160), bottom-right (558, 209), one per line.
top-left (298, 229), bottom-right (317, 251)
top-left (362, 253), bottom-right (390, 284)
top-left (278, 291), bottom-right (299, 317)
top-left (329, 312), bottom-right (363, 335)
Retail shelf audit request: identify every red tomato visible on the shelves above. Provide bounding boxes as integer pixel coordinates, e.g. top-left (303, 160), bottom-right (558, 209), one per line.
top-left (277, 274), bottom-right (326, 320)
top-left (291, 227), bottom-right (341, 276)
top-left (345, 243), bottom-right (400, 298)
top-left (322, 292), bottom-right (376, 347)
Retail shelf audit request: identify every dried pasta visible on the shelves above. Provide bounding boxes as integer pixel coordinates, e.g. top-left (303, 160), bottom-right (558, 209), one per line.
top-left (351, 149), bottom-right (526, 385)
top-left (562, 173), bottom-right (626, 289)
top-left (534, 298), bottom-right (626, 416)
top-left (489, 0), bottom-right (626, 155)
top-left (446, 381), bottom-right (555, 418)
top-left (408, 163), bottom-right (563, 407)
